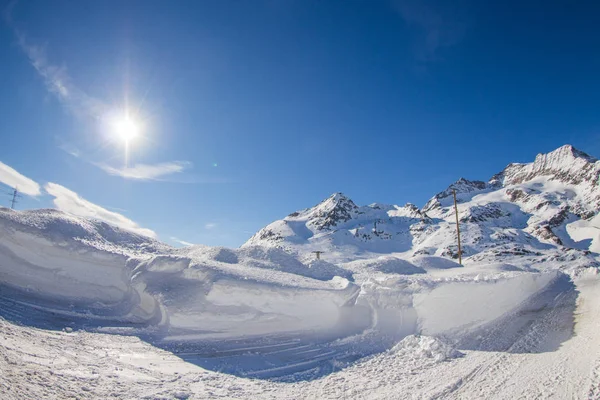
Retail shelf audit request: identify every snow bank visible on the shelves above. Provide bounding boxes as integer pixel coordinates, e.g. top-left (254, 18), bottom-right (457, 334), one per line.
top-left (0, 209), bottom-right (360, 342)
top-left (390, 335), bottom-right (461, 362)
top-left (469, 262), bottom-right (525, 272)
top-left (302, 259), bottom-right (355, 280)
top-left (0, 228), bottom-right (162, 326)
top-left (134, 254), bottom-right (359, 339)
top-left (345, 256), bottom-right (426, 275)
top-left (414, 271), bottom-right (558, 336)
top-left (410, 256), bottom-right (462, 270)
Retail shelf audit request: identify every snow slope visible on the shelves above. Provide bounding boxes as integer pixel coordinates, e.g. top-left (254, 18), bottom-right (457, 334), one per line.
top-left (1, 144), bottom-right (600, 397)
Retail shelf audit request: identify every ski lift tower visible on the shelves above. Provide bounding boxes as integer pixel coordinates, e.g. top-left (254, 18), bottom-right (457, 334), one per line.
top-left (312, 251), bottom-right (325, 260)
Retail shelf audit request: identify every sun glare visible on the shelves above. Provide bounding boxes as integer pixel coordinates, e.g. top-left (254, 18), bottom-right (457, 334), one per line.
top-left (114, 116), bottom-right (139, 142)
top-left (112, 112), bottom-right (142, 168)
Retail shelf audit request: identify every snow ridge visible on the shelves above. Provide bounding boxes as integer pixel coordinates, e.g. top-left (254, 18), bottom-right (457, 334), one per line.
top-left (492, 144), bottom-right (599, 186)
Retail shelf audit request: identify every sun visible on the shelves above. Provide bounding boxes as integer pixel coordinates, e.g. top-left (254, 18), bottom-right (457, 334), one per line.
top-left (114, 115), bottom-right (140, 142)
top-left (109, 110), bottom-right (143, 167)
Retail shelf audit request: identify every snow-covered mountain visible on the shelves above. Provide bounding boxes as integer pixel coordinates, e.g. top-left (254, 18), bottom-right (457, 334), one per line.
top-left (244, 144), bottom-right (600, 270)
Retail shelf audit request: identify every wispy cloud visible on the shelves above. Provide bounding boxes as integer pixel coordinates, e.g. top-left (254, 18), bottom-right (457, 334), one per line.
top-left (44, 182), bottom-right (156, 238)
top-left (98, 161), bottom-right (192, 181)
top-left (4, 0), bottom-right (105, 117)
top-left (392, 0), bottom-right (466, 62)
top-left (13, 32), bottom-right (107, 118)
top-left (59, 145), bottom-right (196, 182)
top-left (58, 143), bottom-right (82, 158)
top-left (170, 236), bottom-right (195, 246)
top-left (205, 222), bottom-right (217, 230)
top-left (0, 161), bottom-right (41, 196)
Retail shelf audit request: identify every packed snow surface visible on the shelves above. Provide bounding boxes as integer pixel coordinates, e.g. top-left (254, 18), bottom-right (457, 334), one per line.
top-left (389, 335), bottom-right (462, 362)
top-left (2, 144), bottom-right (600, 398)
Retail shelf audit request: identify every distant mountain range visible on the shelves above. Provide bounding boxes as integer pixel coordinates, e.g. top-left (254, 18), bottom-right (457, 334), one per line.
top-left (244, 144), bottom-right (600, 268)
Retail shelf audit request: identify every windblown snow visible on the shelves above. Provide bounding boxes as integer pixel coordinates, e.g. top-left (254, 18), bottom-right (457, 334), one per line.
top-left (2, 144), bottom-right (600, 399)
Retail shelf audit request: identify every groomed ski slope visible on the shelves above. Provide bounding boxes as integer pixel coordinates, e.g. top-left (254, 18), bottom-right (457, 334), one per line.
top-left (1, 269), bottom-right (598, 399)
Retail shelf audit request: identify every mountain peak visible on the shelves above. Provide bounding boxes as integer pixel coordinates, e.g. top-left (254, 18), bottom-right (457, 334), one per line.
top-left (314, 192), bottom-right (356, 211)
top-left (309, 192), bottom-right (358, 230)
top-left (537, 144), bottom-right (596, 164)
top-left (327, 192), bottom-right (352, 203)
top-left (491, 144), bottom-right (598, 187)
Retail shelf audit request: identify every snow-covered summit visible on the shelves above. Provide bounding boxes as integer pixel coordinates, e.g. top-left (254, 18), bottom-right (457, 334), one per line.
top-left (491, 144), bottom-right (599, 187)
top-left (300, 192), bottom-right (360, 230)
top-left (244, 191), bottom-right (429, 260)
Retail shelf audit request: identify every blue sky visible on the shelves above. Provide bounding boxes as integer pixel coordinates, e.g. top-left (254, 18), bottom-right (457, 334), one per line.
top-left (0, 0), bottom-right (599, 247)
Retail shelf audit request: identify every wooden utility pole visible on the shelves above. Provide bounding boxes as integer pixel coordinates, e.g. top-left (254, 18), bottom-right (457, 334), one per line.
top-left (452, 189), bottom-right (462, 265)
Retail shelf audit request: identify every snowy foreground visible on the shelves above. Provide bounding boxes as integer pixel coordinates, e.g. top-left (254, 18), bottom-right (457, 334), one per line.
top-left (2, 144), bottom-right (600, 398)
top-left (2, 269), bottom-right (600, 399)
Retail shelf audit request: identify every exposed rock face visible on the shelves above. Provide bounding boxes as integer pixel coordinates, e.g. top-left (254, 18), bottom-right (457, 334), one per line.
top-left (460, 204), bottom-right (508, 223)
top-left (423, 178), bottom-right (489, 213)
top-left (254, 227), bottom-right (285, 243)
top-left (307, 193), bottom-right (359, 230)
top-left (490, 145), bottom-right (599, 187)
top-left (506, 188), bottom-right (528, 202)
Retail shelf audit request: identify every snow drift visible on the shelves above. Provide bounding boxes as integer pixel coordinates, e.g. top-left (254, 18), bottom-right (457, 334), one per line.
top-left (0, 208), bottom-right (359, 342)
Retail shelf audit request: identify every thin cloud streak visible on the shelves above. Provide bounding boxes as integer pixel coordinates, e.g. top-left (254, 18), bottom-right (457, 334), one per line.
top-left (170, 237), bottom-right (195, 246)
top-left (60, 146), bottom-right (200, 183)
top-left (205, 222), bottom-right (217, 230)
top-left (0, 161), bottom-right (41, 196)
top-left (45, 182), bottom-right (156, 238)
top-left (14, 32), bottom-right (107, 118)
top-left (98, 161), bottom-right (192, 180)
top-left (58, 143), bottom-right (82, 158)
